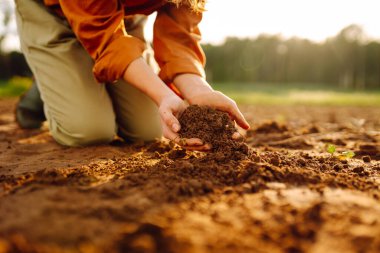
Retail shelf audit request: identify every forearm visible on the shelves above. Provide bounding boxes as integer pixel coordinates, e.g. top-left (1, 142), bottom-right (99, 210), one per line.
top-left (123, 57), bottom-right (175, 105)
top-left (173, 74), bottom-right (213, 103)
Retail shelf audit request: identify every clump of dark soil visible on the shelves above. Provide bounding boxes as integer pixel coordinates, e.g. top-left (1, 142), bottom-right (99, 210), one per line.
top-left (178, 105), bottom-right (248, 157)
top-left (362, 155), bottom-right (371, 163)
top-left (253, 121), bottom-right (288, 134)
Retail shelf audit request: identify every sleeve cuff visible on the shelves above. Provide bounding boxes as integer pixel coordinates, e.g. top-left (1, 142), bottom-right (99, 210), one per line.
top-left (159, 58), bottom-right (206, 84)
top-left (93, 35), bottom-right (146, 83)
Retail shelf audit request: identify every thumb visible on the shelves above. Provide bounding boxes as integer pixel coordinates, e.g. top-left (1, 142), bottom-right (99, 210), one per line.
top-left (159, 108), bottom-right (181, 133)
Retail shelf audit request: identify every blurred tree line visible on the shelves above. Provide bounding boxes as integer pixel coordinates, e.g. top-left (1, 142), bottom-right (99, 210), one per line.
top-left (0, 51), bottom-right (31, 79)
top-left (0, 0), bottom-right (32, 79)
top-left (204, 25), bottom-right (380, 89)
top-left (1, 22), bottom-right (380, 89)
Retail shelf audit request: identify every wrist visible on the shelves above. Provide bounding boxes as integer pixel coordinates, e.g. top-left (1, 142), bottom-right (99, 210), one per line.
top-left (173, 74), bottom-right (214, 101)
top-left (156, 90), bottom-right (179, 107)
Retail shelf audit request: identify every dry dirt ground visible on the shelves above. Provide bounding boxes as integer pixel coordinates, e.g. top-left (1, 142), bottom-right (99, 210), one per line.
top-left (0, 98), bottom-right (380, 253)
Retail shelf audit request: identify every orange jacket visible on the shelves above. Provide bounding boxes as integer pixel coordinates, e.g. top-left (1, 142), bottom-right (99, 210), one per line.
top-left (43, 0), bottom-right (206, 84)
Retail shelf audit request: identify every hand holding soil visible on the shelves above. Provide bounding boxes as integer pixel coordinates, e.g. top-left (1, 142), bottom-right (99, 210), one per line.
top-left (179, 105), bottom-right (249, 154)
top-left (185, 90), bottom-right (250, 131)
top-left (158, 84), bottom-right (250, 151)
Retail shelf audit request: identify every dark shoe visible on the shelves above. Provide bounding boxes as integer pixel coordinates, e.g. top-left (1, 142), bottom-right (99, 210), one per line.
top-left (16, 81), bottom-right (46, 129)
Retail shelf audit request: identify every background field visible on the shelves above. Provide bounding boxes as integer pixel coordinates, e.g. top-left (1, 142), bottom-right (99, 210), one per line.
top-left (0, 77), bottom-right (32, 97)
top-left (2, 78), bottom-right (380, 107)
top-left (213, 83), bottom-right (380, 106)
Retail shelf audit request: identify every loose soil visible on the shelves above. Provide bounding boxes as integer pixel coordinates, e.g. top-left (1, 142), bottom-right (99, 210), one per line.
top-left (178, 105), bottom-right (249, 158)
top-left (0, 99), bottom-right (380, 253)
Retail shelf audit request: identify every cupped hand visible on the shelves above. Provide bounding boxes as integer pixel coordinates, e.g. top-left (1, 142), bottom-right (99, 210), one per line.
top-left (158, 94), bottom-right (211, 151)
top-left (187, 90), bottom-right (250, 130)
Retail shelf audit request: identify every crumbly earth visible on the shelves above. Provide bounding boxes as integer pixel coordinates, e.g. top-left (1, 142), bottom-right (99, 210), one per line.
top-left (0, 99), bottom-right (380, 253)
top-left (179, 105), bottom-right (249, 159)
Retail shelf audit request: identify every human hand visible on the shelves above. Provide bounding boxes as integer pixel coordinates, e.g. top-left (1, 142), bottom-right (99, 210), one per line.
top-left (187, 90), bottom-right (250, 130)
top-left (184, 90), bottom-right (249, 149)
top-left (171, 74), bottom-right (250, 150)
top-left (158, 94), bottom-right (212, 151)
top-left (174, 74), bottom-right (250, 130)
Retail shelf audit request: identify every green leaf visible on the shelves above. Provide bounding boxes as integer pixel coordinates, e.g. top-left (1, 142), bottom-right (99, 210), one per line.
top-left (342, 151), bottom-right (355, 159)
top-left (327, 144), bottom-right (336, 155)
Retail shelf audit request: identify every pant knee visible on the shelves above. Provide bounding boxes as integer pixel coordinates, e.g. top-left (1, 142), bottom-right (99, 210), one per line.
top-left (50, 117), bottom-right (116, 147)
top-left (119, 120), bottom-right (162, 143)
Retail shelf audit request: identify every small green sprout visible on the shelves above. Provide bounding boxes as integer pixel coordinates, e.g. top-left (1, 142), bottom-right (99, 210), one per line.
top-left (327, 144), bottom-right (336, 155)
top-left (326, 144), bottom-right (355, 160)
top-left (339, 151), bottom-right (356, 160)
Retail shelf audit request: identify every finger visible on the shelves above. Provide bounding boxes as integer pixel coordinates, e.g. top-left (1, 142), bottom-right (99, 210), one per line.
top-left (162, 120), bottom-right (180, 143)
top-left (162, 122), bottom-right (203, 148)
top-left (232, 131), bottom-right (243, 140)
top-left (184, 143), bottom-right (212, 151)
top-left (227, 105), bottom-right (250, 130)
top-left (184, 138), bottom-right (204, 146)
top-left (160, 108), bottom-right (181, 133)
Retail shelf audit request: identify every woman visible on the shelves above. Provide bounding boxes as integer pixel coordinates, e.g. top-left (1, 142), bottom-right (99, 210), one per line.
top-left (15, 0), bottom-right (250, 150)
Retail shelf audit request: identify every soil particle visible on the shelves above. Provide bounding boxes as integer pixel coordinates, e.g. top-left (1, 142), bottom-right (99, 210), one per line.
top-left (356, 144), bottom-right (379, 160)
top-left (297, 158), bottom-right (307, 167)
top-left (353, 167), bottom-right (365, 174)
top-left (167, 149), bottom-right (187, 160)
top-left (333, 164), bottom-right (342, 172)
top-left (362, 156), bottom-right (371, 163)
top-left (321, 138), bottom-right (346, 146)
top-left (269, 155), bottom-right (281, 166)
top-left (253, 121), bottom-right (288, 133)
top-left (146, 141), bottom-right (172, 154)
top-left (116, 223), bottom-right (176, 253)
top-left (306, 125), bottom-right (320, 134)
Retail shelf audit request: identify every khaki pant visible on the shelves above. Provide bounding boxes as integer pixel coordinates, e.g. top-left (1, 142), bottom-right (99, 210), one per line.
top-left (14, 0), bottom-right (162, 146)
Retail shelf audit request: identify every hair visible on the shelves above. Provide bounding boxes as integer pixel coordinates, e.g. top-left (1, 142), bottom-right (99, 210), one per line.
top-left (168, 0), bottom-right (206, 12)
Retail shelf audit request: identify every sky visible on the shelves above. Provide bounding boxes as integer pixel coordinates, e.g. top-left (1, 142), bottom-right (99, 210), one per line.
top-left (197, 0), bottom-right (380, 44)
top-left (1, 0), bottom-right (380, 51)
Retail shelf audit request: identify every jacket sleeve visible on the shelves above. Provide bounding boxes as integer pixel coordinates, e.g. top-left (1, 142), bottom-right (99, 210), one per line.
top-left (153, 4), bottom-right (206, 84)
top-left (59, 0), bottom-right (146, 83)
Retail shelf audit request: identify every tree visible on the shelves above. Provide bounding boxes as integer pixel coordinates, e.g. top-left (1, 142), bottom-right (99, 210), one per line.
top-left (203, 24), bottom-right (380, 89)
top-left (329, 25), bottom-right (366, 89)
